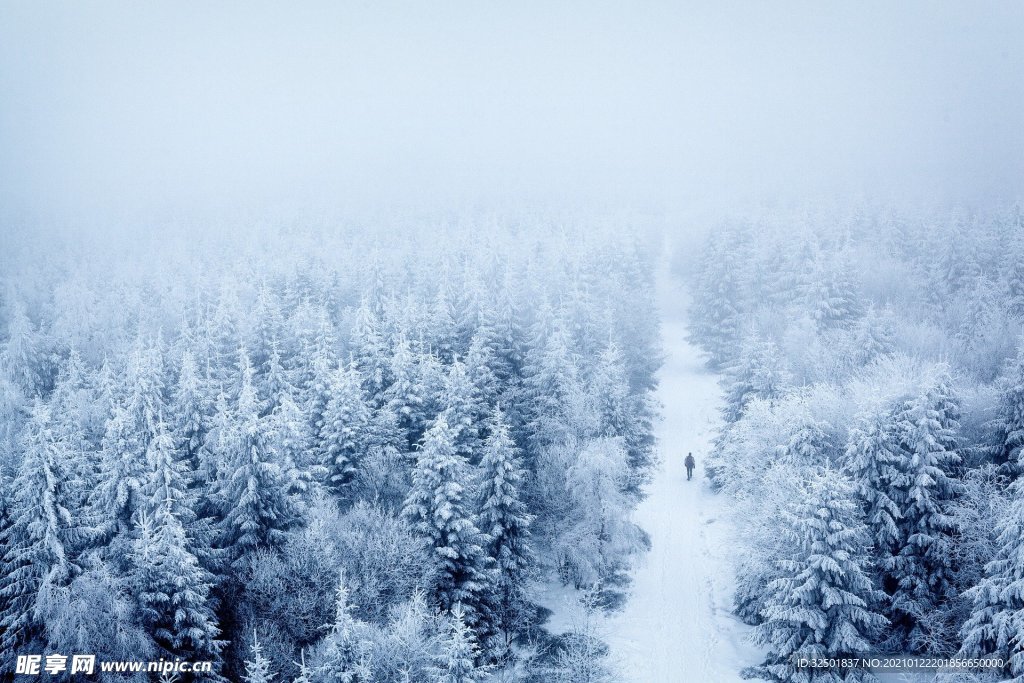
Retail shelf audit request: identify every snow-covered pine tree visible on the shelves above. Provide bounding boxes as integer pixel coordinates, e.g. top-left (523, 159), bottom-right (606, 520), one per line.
top-left (260, 341), bottom-right (292, 417)
top-left (350, 297), bottom-right (392, 405)
top-left (141, 416), bottom-right (195, 525)
top-left (0, 300), bottom-right (47, 396)
top-left (560, 437), bottom-right (644, 588)
top-left (251, 286), bottom-right (284, 372)
top-left (384, 335), bottom-right (433, 450)
top-left (207, 284), bottom-right (243, 389)
top-left (847, 410), bottom-right (903, 565)
top-left (130, 505), bottom-right (223, 665)
top-left (172, 349), bottom-right (208, 470)
top-left (297, 326), bottom-right (335, 464)
top-left (959, 477), bottom-right (1024, 680)
top-left (851, 306), bottom-right (896, 367)
top-left (804, 255), bottom-right (864, 331)
top-left (93, 337), bottom-right (168, 531)
top-left (721, 336), bottom-right (789, 425)
top-left (440, 358), bottom-right (481, 461)
top-left (465, 331), bottom-right (500, 419)
top-left (488, 278), bottom-right (526, 386)
top-left (0, 402), bottom-right (77, 662)
top-left (590, 340), bottom-right (656, 492)
top-left (748, 470), bottom-right (886, 683)
top-left (402, 417), bottom-right (495, 632)
top-left (243, 631), bottom-right (276, 683)
top-left (991, 346), bottom-right (1024, 478)
top-left (521, 322), bottom-right (580, 457)
top-left (321, 362), bottom-right (370, 493)
top-left (436, 604), bottom-right (488, 683)
top-left (1005, 258), bottom-right (1024, 320)
top-left (476, 407), bottom-right (534, 644)
top-left (688, 234), bottom-right (744, 369)
top-left (48, 350), bottom-right (99, 510)
top-left (218, 349), bottom-right (305, 568)
top-left (887, 373), bottom-right (961, 650)
top-left (429, 280), bottom-right (458, 364)
top-left (93, 402), bottom-right (149, 532)
top-left (312, 572), bottom-right (373, 682)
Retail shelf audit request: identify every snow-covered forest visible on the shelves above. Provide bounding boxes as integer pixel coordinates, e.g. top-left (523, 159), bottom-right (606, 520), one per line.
top-left (688, 208), bottom-right (1024, 681)
top-left (2, 2), bottom-right (1023, 682)
top-left (0, 224), bottom-right (661, 681)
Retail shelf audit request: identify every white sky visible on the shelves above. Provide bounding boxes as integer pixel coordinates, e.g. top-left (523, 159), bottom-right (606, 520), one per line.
top-left (1, 1), bottom-right (1022, 223)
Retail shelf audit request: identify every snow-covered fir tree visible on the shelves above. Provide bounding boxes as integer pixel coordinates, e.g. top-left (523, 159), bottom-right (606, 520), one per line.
top-left (886, 375), bottom-right (961, 649)
top-left (749, 470), bottom-right (886, 683)
top-left (959, 476), bottom-right (1024, 679)
top-left (721, 336), bottom-right (789, 425)
top-left (243, 632), bottom-right (276, 683)
top-left (0, 402), bottom-right (77, 662)
top-left (320, 363), bottom-right (371, 493)
top-left (311, 573), bottom-right (373, 682)
top-left (435, 604), bottom-right (489, 683)
top-left (402, 417), bottom-right (495, 632)
top-left (476, 407), bottom-right (534, 644)
top-left (217, 350), bottom-right (305, 568)
top-left (991, 346), bottom-right (1024, 478)
top-left (129, 506), bottom-right (223, 665)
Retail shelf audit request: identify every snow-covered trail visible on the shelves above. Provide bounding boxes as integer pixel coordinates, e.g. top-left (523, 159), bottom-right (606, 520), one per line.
top-left (603, 259), bottom-right (762, 682)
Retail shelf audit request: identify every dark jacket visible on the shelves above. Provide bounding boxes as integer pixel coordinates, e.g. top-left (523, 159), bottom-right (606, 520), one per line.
top-left (684, 455), bottom-right (695, 468)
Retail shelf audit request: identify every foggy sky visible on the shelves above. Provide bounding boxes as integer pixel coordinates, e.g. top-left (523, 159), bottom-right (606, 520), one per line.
top-left (1, 1), bottom-right (1022, 224)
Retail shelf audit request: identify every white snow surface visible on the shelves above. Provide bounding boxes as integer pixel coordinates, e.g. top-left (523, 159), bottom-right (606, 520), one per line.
top-left (600, 264), bottom-right (764, 682)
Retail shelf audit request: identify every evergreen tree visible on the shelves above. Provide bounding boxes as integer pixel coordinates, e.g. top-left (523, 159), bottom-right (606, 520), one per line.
top-left (887, 374), bottom-right (962, 649)
top-left (94, 403), bottom-right (149, 530)
top-left (260, 341), bottom-right (291, 417)
top-left (321, 363), bottom-right (370, 493)
top-left (440, 358), bottom-right (481, 461)
top-left (804, 256), bottom-right (863, 331)
top-left (749, 470), bottom-right (886, 683)
top-left (130, 506), bottom-right (222, 664)
top-left (350, 298), bottom-right (391, 405)
top-left (436, 604), bottom-right (488, 683)
top-left (1, 300), bottom-right (46, 396)
top-left (1005, 259), bottom-right (1024, 320)
top-left (476, 408), bottom-right (534, 644)
top-left (48, 350), bottom-right (98, 510)
top-left (243, 632), bottom-right (276, 683)
top-left (172, 349), bottom-right (208, 469)
top-left (851, 307), bottom-right (896, 366)
top-left (489, 279), bottom-right (525, 386)
top-left (465, 331), bottom-right (500, 416)
top-left (313, 573), bottom-right (373, 682)
top-left (298, 322), bottom-right (336, 460)
top-left (991, 346), bottom-right (1024, 478)
top-left (142, 416), bottom-right (195, 524)
top-left (218, 351), bottom-right (305, 568)
top-left (521, 322), bottom-right (580, 456)
top-left (959, 477), bottom-right (1024, 680)
top-left (0, 402), bottom-right (76, 661)
top-left (847, 411), bottom-right (903, 561)
top-left (721, 337), bottom-right (789, 425)
top-left (94, 337), bottom-right (168, 530)
top-left (385, 336), bottom-right (432, 448)
top-left (403, 417), bottom-right (494, 631)
top-left (590, 340), bottom-right (656, 490)
top-left (689, 236), bottom-right (744, 369)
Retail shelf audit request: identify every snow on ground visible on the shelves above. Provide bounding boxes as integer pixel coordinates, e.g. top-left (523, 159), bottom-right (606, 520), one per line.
top-left (600, 256), bottom-right (764, 682)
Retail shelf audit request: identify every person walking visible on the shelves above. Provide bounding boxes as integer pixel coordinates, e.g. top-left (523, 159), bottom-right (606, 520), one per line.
top-left (684, 452), bottom-right (695, 481)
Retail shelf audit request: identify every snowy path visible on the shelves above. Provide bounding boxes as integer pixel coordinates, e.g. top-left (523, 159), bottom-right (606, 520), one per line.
top-left (602, 267), bottom-right (762, 682)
